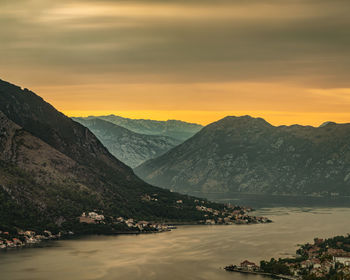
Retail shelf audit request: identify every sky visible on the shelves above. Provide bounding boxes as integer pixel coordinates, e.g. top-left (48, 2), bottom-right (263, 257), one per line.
top-left (1, 0), bottom-right (350, 126)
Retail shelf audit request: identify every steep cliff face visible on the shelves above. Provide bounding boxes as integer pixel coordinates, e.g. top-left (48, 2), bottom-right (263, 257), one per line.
top-left (73, 117), bottom-right (181, 168)
top-left (0, 80), bottom-right (132, 178)
top-left (135, 116), bottom-right (350, 196)
top-left (0, 110), bottom-right (92, 229)
top-left (0, 79), bottom-right (213, 231)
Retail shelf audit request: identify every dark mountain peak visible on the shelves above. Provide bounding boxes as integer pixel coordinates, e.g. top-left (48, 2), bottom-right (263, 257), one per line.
top-left (0, 79), bottom-right (134, 180)
top-left (135, 115), bottom-right (350, 197)
top-left (319, 121), bottom-right (337, 128)
top-left (204, 115), bottom-right (273, 133)
top-left (219, 115), bottom-right (271, 126)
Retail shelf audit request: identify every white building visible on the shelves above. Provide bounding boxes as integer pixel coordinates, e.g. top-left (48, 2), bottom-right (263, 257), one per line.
top-left (334, 256), bottom-right (350, 266)
top-left (88, 212), bottom-right (105, 221)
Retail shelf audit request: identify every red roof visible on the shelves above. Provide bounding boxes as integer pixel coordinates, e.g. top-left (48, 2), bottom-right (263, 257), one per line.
top-left (241, 260), bottom-right (257, 266)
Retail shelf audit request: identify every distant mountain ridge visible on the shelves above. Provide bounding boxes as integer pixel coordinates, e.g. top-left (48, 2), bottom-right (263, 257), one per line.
top-left (80, 115), bottom-right (203, 141)
top-left (73, 117), bottom-right (182, 168)
top-left (135, 115), bottom-right (350, 196)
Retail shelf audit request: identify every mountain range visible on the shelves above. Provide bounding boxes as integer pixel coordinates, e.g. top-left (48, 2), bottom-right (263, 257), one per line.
top-left (72, 117), bottom-right (181, 168)
top-left (0, 79), bottom-right (217, 233)
top-left (135, 116), bottom-right (350, 196)
top-left (83, 115), bottom-right (203, 141)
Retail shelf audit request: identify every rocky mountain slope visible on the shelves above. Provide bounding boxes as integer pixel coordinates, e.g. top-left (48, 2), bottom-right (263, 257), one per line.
top-left (73, 117), bottom-right (181, 168)
top-left (81, 115), bottom-right (203, 141)
top-left (0, 79), bottom-right (219, 233)
top-left (135, 116), bottom-right (350, 196)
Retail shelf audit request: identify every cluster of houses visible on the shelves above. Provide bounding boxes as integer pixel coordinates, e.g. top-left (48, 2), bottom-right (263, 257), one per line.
top-left (226, 236), bottom-right (350, 280)
top-left (195, 204), bottom-right (271, 225)
top-left (1, 201), bottom-right (270, 250)
top-left (79, 211), bottom-right (106, 224)
top-left (0, 229), bottom-right (65, 250)
top-left (79, 211), bottom-right (172, 232)
top-left (114, 217), bottom-right (171, 232)
top-left (288, 237), bottom-right (350, 278)
top-left (140, 194), bottom-right (270, 225)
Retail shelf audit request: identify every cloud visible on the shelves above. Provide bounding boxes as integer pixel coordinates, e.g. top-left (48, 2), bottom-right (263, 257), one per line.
top-left (1, 0), bottom-right (350, 88)
top-left (1, 0), bottom-right (350, 126)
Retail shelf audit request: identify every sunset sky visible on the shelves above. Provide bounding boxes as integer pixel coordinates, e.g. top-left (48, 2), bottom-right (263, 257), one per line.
top-left (1, 0), bottom-right (350, 125)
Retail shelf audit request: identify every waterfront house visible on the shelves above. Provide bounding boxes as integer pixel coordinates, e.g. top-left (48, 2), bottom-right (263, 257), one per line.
top-left (205, 219), bottom-right (216, 225)
top-left (5, 240), bottom-right (15, 247)
top-left (24, 231), bottom-right (35, 237)
top-left (126, 222), bottom-right (134, 228)
top-left (12, 238), bottom-right (22, 246)
top-left (88, 212), bottom-right (105, 221)
top-left (240, 260), bottom-right (258, 270)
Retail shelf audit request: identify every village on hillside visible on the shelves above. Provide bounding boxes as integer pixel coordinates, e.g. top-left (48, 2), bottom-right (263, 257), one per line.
top-left (225, 235), bottom-right (350, 280)
top-left (194, 203), bottom-right (271, 225)
top-left (142, 193), bottom-right (272, 225)
top-left (0, 229), bottom-right (65, 249)
top-left (0, 197), bottom-right (272, 250)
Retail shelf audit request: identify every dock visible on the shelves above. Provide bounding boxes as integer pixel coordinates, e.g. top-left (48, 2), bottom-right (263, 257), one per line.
top-left (224, 266), bottom-right (299, 280)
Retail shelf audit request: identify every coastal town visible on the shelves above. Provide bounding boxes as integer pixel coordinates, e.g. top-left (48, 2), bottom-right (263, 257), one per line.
top-left (0, 211), bottom-right (172, 250)
top-left (79, 211), bottom-right (174, 232)
top-left (0, 229), bottom-right (64, 249)
top-left (194, 202), bottom-right (272, 225)
top-left (225, 234), bottom-right (350, 280)
top-left (0, 198), bottom-right (271, 250)
top-left (142, 193), bottom-right (272, 225)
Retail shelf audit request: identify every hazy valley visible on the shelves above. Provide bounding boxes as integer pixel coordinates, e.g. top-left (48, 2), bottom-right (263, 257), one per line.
top-left (81, 115), bottom-right (203, 142)
top-left (73, 117), bottom-right (188, 168)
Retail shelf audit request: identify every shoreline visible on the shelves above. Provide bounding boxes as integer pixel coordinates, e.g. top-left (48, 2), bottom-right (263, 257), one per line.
top-left (224, 267), bottom-right (298, 280)
top-left (0, 230), bottom-right (171, 253)
top-left (0, 228), bottom-right (174, 252)
top-left (0, 220), bottom-right (272, 252)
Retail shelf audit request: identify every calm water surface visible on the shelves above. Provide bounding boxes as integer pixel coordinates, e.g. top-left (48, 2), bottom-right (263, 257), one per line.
top-left (1, 207), bottom-right (350, 280)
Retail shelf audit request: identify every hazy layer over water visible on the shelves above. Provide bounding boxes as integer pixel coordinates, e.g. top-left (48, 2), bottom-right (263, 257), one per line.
top-left (1, 208), bottom-right (350, 280)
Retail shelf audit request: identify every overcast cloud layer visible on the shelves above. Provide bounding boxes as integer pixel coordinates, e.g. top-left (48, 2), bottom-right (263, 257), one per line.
top-left (1, 0), bottom-right (350, 124)
top-left (1, 0), bottom-right (350, 85)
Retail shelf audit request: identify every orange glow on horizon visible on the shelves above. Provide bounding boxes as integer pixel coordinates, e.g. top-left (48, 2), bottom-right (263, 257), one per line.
top-left (2, 0), bottom-right (350, 128)
top-left (28, 81), bottom-right (350, 127)
top-left (63, 110), bottom-right (350, 127)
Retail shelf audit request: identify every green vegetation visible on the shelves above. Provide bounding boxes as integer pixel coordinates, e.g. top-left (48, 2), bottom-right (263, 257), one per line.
top-left (0, 78), bottom-right (228, 236)
top-left (260, 258), bottom-right (292, 275)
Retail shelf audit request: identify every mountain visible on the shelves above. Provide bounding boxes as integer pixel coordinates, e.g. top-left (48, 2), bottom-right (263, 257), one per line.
top-left (72, 117), bottom-right (181, 168)
top-left (81, 115), bottom-right (203, 141)
top-left (135, 116), bottom-right (350, 196)
top-left (0, 79), bottom-right (221, 233)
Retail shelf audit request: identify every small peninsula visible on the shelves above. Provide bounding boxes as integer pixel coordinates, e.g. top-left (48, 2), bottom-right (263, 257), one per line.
top-left (225, 234), bottom-right (350, 280)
